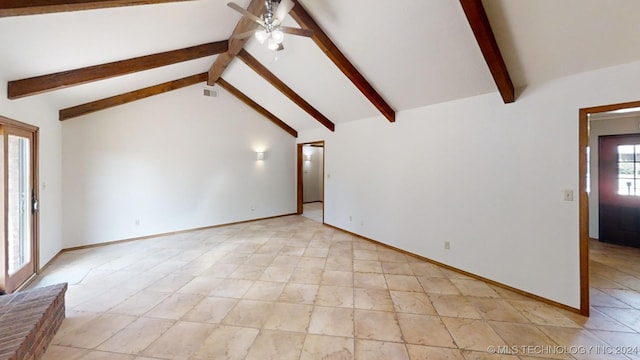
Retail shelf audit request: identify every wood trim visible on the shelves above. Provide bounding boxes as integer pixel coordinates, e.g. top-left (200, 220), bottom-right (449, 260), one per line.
top-left (207, 0), bottom-right (266, 85)
top-left (297, 140), bottom-right (324, 217)
top-left (297, 144), bottom-right (303, 214)
top-left (325, 222), bottom-right (581, 314)
top-left (0, 0), bottom-right (193, 17)
top-left (62, 212), bottom-right (297, 252)
top-left (577, 99), bottom-right (640, 316)
top-left (216, 78), bottom-right (298, 137)
top-left (237, 49), bottom-right (335, 132)
top-left (8, 41), bottom-right (228, 99)
top-left (289, 1), bottom-right (395, 123)
top-left (459, 0), bottom-right (515, 103)
top-left (59, 73), bottom-right (208, 120)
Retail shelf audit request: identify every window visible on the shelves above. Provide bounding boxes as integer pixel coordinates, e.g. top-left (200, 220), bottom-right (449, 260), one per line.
top-left (617, 144), bottom-right (640, 196)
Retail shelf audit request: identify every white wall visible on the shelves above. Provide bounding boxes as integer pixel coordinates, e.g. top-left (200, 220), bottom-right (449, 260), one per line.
top-left (299, 60), bottom-right (640, 309)
top-left (62, 84), bottom-right (296, 248)
top-left (303, 146), bottom-right (323, 203)
top-left (0, 88), bottom-right (63, 268)
top-left (588, 115), bottom-right (640, 238)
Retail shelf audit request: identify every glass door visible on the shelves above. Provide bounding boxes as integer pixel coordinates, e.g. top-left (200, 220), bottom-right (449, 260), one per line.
top-left (1, 122), bottom-right (38, 293)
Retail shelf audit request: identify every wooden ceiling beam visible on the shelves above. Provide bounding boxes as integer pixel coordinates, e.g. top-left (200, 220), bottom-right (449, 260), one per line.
top-left (459, 0), bottom-right (515, 103)
top-left (207, 0), bottom-right (265, 85)
top-left (217, 78), bottom-right (298, 138)
top-left (0, 0), bottom-right (192, 17)
top-left (8, 41), bottom-right (228, 99)
top-left (289, 1), bottom-right (395, 123)
top-left (59, 73), bottom-right (207, 121)
top-left (237, 49), bottom-right (335, 132)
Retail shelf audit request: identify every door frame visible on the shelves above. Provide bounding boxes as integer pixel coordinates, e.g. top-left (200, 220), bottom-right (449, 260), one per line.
top-left (579, 100), bottom-right (640, 316)
top-left (0, 115), bottom-right (39, 293)
top-left (297, 141), bottom-right (325, 218)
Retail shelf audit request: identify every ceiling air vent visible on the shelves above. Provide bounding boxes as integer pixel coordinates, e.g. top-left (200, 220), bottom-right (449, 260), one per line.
top-left (203, 87), bottom-right (218, 97)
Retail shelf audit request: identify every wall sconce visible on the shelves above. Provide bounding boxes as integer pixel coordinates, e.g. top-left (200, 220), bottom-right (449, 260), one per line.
top-left (304, 154), bottom-right (311, 161)
top-left (256, 152), bottom-right (265, 161)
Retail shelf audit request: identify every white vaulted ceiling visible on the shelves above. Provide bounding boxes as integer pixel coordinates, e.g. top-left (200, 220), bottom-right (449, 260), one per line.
top-left (1, 0), bottom-right (640, 133)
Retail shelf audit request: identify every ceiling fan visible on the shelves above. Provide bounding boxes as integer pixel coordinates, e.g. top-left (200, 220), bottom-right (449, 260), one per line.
top-left (227, 0), bottom-right (313, 51)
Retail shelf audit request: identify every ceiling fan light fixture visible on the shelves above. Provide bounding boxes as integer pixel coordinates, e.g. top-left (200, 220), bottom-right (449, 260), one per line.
top-left (271, 28), bottom-right (284, 44)
top-left (255, 29), bottom-right (269, 44)
top-left (267, 38), bottom-right (280, 51)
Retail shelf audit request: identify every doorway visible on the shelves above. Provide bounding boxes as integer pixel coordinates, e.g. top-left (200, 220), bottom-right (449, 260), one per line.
top-left (579, 100), bottom-right (640, 315)
top-left (297, 141), bottom-right (324, 223)
top-left (598, 134), bottom-right (640, 247)
top-left (0, 115), bottom-right (39, 294)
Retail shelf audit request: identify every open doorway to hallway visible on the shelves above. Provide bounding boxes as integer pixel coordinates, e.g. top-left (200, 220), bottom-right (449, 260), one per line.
top-left (579, 101), bottom-right (640, 316)
top-left (297, 141), bottom-right (324, 223)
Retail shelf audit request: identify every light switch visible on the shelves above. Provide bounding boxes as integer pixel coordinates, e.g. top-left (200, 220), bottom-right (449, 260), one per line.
top-left (563, 189), bottom-right (574, 201)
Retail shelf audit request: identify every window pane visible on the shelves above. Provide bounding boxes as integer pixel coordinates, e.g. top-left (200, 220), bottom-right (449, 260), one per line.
top-left (618, 145), bottom-right (635, 162)
top-left (618, 179), bottom-right (635, 195)
top-left (618, 162), bottom-right (635, 177)
top-left (7, 135), bottom-right (31, 275)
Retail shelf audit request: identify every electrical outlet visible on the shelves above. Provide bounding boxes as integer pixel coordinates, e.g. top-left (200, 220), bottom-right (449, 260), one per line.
top-left (349, 215), bottom-right (352, 222)
top-left (444, 241), bottom-right (450, 250)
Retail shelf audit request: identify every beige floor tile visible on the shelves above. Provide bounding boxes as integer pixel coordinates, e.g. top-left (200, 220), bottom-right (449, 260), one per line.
top-left (397, 313), bottom-right (455, 347)
top-left (538, 326), bottom-right (628, 360)
top-left (354, 288), bottom-right (394, 311)
top-left (353, 250), bottom-right (379, 261)
top-left (182, 296), bottom-right (237, 323)
top-left (110, 291), bottom-right (170, 316)
top-left (450, 279), bottom-right (501, 298)
top-left (460, 350), bottom-right (519, 360)
top-left (301, 335), bottom-right (354, 360)
top-left (561, 307), bottom-right (635, 332)
top-left (417, 277), bottom-right (461, 295)
top-left (408, 262), bottom-right (445, 277)
top-left (385, 274), bottom-right (424, 292)
top-left (508, 300), bottom-right (580, 327)
top-left (279, 283), bottom-right (319, 304)
top-left (354, 309), bottom-right (403, 342)
top-left (354, 273), bottom-right (388, 289)
top-left (77, 351), bottom-right (136, 359)
top-left (200, 263), bottom-right (240, 278)
top-left (147, 273), bottom-right (194, 293)
top-left (42, 345), bottom-right (88, 360)
top-left (222, 299), bottom-right (274, 327)
top-left (469, 298), bottom-right (529, 323)
top-left (317, 285), bottom-right (354, 308)
top-left (54, 313), bottom-right (137, 349)
top-left (590, 330), bottom-right (640, 360)
top-left (406, 345), bottom-right (465, 360)
top-left (96, 317), bottom-right (175, 354)
top-left (353, 260), bottom-right (383, 273)
top-left (263, 302), bottom-right (313, 332)
top-left (322, 270), bottom-right (354, 286)
top-left (243, 280), bottom-right (285, 301)
top-left (390, 291), bottom-right (437, 315)
top-left (591, 288), bottom-right (634, 308)
top-left (325, 256), bottom-right (353, 271)
top-left (290, 268), bottom-right (323, 285)
top-left (309, 306), bottom-right (354, 337)
top-left (382, 262), bottom-right (414, 275)
top-left (601, 288), bottom-right (640, 309)
top-left (208, 278), bottom-right (254, 298)
top-left (228, 265), bottom-right (267, 281)
top-left (429, 294), bottom-right (482, 319)
top-left (442, 317), bottom-right (506, 351)
top-left (488, 322), bottom-right (570, 360)
top-left (73, 287), bottom-right (140, 313)
top-left (595, 306), bottom-right (640, 332)
top-left (244, 329), bottom-right (305, 360)
top-left (259, 266), bottom-right (295, 282)
top-left (144, 293), bottom-right (204, 319)
top-left (355, 339), bottom-right (409, 360)
top-left (142, 321), bottom-right (217, 359)
top-left (176, 276), bottom-right (224, 295)
top-left (192, 325), bottom-right (259, 360)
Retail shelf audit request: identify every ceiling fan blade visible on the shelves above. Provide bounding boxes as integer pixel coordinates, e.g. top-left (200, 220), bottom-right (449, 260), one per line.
top-left (231, 29), bottom-right (257, 40)
top-left (280, 26), bottom-right (313, 37)
top-left (227, 2), bottom-right (263, 24)
top-left (274, 0), bottom-right (294, 24)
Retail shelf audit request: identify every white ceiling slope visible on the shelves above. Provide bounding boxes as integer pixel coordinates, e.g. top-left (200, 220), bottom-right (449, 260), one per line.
top-left (2, 0), bottom-right (640, 132)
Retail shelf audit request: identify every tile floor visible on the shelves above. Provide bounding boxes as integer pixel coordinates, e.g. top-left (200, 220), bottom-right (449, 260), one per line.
top-left (301, 202), bottom-right (323, 223)
top-left (27, 212), bottom-right (640, 359)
